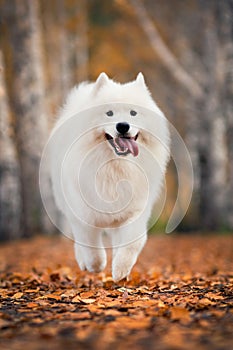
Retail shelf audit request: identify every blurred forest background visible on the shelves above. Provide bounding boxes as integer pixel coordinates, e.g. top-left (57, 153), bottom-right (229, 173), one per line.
top-left (0, 0), bottom-right (232, 241)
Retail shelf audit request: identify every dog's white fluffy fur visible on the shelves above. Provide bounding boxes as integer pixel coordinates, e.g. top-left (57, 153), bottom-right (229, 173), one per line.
top-left (50, 73), bottom-right (170, 281)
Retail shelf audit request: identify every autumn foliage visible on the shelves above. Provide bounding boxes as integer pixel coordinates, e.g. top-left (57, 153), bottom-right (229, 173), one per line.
top-left (0, 234), bottom-right (232, 350)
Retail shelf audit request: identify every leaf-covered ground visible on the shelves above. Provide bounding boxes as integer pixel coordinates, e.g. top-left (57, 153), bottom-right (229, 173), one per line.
top-left (0, 233), bottom-right (232, 350)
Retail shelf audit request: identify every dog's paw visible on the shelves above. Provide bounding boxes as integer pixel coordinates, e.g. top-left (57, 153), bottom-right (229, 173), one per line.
top-left (112, 265), bottom-right (131, 282)
top-left (85, 254), bottom-right (107, 273)
top-left (74, 244), bottom-right (106, 273)
top-left (112, 256), bottom-right (135, 282)
top-left (74, 246), bottom-right (86, 271)
top-left (77, 260), bottom-right (87, 271)
top-left (76, 252), bottom-right (106, 273)
top-left (112, 237), bottom-right (147, 282)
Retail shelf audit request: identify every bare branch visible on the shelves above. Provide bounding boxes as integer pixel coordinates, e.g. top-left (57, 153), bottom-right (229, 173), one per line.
top-left (129, 0), bottom-right (204, 99)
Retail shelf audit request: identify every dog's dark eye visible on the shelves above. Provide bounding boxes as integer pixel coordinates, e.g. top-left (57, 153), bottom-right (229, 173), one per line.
top-left (130, 110), bottom-right (137, 116)
top-left (106, 110), bottom-right (114, 117)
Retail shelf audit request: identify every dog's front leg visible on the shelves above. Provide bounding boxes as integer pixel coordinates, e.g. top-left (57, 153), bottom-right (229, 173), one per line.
top-left (111, 223), bottom-right (147, 281)
top-left (72, 223), bottom-right (107, 273)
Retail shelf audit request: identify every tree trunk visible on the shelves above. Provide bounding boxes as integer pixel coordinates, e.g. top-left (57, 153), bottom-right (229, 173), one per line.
top-left (74, 0), bottom-right (89, 82)
top-left (41, 0), bottom-right (89, 111)
top-left (218, 0), bottom-right (233, 229)
top-left (57, 0), bottom-right (89, 95)
top-left (2, 0), bottom-right (50, 236)
top-left (0, 51), bottom-right (21, 240)
top-left (198, 1), bottom-right (228, 229)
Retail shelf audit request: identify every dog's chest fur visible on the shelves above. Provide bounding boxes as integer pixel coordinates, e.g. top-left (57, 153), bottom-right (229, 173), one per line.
top-left (92, 158), bottom-right (148, 224)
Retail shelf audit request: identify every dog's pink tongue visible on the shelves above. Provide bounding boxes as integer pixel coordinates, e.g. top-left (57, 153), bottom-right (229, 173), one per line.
top-left (118, 137), bottom-right (139, 157)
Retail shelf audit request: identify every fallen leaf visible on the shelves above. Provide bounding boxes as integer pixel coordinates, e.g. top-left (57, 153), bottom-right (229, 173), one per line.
top-left (80, 298), bottom-right (96, 304)
top-left (80, 291), bottom-right (95, 299)
top-left (170, 306), bottom-right (191, 322)
top-left (44, 293), bottom-right (62, 301)
top-left (12, 292), bottom-right (23, 299)
top-left (27, 302), bottom-right (39, 308)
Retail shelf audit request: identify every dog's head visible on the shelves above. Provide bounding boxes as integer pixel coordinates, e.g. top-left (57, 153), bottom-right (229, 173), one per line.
top-left (91, 73), bottom-right (164, 157)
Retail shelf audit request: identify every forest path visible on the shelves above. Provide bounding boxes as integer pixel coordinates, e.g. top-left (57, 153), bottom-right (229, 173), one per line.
top-left (0, 234), bottom-right (232, 350)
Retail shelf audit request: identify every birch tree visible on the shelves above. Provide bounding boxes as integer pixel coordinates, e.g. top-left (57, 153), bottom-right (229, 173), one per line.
top-left (218, 0), bottom-right (233, 229)
top-left (2, 0), bottom-right (50, 236)
top-left (57, 0), bottom-right (89, 95)
top-left (42, 0), bottom-right (89, 112)
top-left (0, 52), bottom-right (21, 240)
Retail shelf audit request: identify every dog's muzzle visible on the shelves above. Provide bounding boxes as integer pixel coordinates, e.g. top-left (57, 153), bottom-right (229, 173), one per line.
top-left (105, 131), bottom-right (139, 157)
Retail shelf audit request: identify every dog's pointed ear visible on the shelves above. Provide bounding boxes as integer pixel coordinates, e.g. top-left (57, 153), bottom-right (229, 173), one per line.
top-left (93, 72), bottom-right (109, 94)
top-left (136, 72), bottom-right (146, 87)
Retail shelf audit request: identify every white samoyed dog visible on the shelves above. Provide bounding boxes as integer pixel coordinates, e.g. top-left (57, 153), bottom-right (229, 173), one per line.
top-left (49, 73), bottom-right (170, 281)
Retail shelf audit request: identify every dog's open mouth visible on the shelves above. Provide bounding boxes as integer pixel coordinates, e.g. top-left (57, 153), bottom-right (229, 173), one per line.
top-left (105, 133), bottom-right (139, 157)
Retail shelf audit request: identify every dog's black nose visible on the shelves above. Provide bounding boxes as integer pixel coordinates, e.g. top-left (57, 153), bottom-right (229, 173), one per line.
top-left (116, 122), bottom-right (130, 135)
